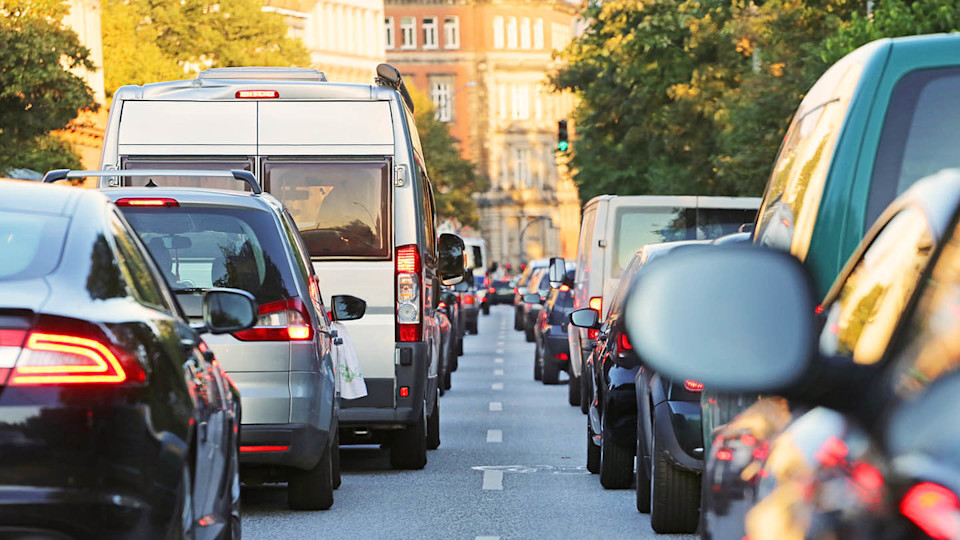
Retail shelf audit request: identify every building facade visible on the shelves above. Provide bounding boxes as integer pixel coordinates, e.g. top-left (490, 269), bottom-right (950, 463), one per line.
top-left (384, 0), bottom-right (582, 270)
top-left (60, 0), bottom-right (108, 170)
top-left (265, 0), bottom-right (387, 83)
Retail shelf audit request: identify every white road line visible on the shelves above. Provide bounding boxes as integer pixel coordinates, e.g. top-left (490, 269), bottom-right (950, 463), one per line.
top-left (486, 429), bottom-right (502, 443)
top-left (482, 470), bottom-right (504, 490)
top-left (494, 369), bottom-right (504, 376)
top-left (496, 348), bottom-right (505, 354)
top-left (489, 402), bottom-right (503, 412)
top-left (494, 357), bottom-right (504, 363)
top-left (492, 382), bottom-right (503, 390)
top-left (476, 537), bottom-right (501, 540)
top-left (497, 341), bottom-right (505, 346)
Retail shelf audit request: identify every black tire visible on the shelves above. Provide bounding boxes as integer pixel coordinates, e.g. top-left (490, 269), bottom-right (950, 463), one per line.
top-left (524, 324), bottom-right (535, 343)
top-left (514, 307), bottom-right (524, 330)
top-left (650, 424), bottom-right (700, 533)
top-left (542, 358), bottom-right (560, 385)
top-left (426, 393), bottom-right (440, 450)
top-left (580, 360), bottom-right (592, 415)
top-left (469, 320), bottom-right (479, 334)
top-left (568, 373), bottom-right (581, 406)
top-left (534, 347), bottom-right (542, 381)
top-left (288, 441), bottom-right (334, 510)
top-left (599, 413), bottom-right (634, 489)
top-left (482, 304), bottom-right (490, 315)
top-left (587, 422), bottom-right (600, 474)
top-left (443, 366), bottom-right (451, 391)
top-left (457, 337), bottom-right (463, 357)
top-left (332, 430), bottom-right (342, 490)
top-left (636, 415), bottom-right (651, 513)
top-left (390, 402), bottom-right (428, 470)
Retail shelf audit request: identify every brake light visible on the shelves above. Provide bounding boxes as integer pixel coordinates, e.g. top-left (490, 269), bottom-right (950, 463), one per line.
top-left (240, 445), bottom-right (289, 453)
top-left (901, 483), bottom-right (960, 540)
top-left (588, 329), bottom-right (599, 339)
top-left (740, 434), bottom-right (757, 446)
top-left (559, 284), bottom-right (570, 292)
top-left (554, 352), bottom-right (569, 360)
top-left (234, 298), bottom-right (313, 341)
top-left (753, 440), bottom-right (770, 460)
top-left (438, 302), bottom-right (447, 309)
top-left (815, 304), bottom-right (824, 314)
top-left (396, 245), bottom-right (422, 342)
top-left (11, 331), bottom-right (145, 385)
top-left (488, 287), bottom-right (496, 294)
top-left (235, 90), bottom-right (279, 99)
top-left (589, 296), bottom-right (602, 312)
top-left (115, 198), bottom-right (178, 207)
top-left (463, 294), bottom-right (476, 305)
top-left (716, 449), bottom-right (734, 461)
top-left (684, 380), bottom-right (704, 392)
top-left (618, 333), bottom-right (632, 351)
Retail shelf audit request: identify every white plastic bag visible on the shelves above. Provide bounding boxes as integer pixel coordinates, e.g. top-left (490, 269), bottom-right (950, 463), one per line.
top-left (333, 322), bottom-right (367, 400)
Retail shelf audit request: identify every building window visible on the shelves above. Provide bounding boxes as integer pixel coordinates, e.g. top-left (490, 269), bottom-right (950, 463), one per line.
top-left (430, 76), bottom-right (454, 122)
top-left (422, 17), bottom-right (438, 49)
top-left (533, 18), bottom-right (544, 49)
top-left (493, 16), bottom-right (504, 49)
top-left (514, 147), bottom-right (530, 188)
top-left (511, 84), bottom-right (530, 120)
top-left (506, 17), bottom-right (518, 49)
top-left (551, 22), bottom-right (571, 50)
top-left (498, 84), bottom-right (507, 119)
top-left (444, 16), bottom-right (460, 49)
top-left (520, 17), bottom-right (531, 49)
top-left (535, 85), bottom-right (543, 119)
top-left (401, 16), bottom-right (416, 49)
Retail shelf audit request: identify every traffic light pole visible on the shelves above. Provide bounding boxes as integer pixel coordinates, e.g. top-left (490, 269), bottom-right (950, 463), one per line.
top-left (517, 216), bottom-right (553, 268)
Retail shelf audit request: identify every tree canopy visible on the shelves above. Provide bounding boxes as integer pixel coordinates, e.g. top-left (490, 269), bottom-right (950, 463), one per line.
top-left (0, 0), bottom-right (96, 173)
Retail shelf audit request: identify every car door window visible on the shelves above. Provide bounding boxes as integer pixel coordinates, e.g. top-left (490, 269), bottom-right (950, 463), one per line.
top-left (109, 212), bottom-right (176, 313)
top-left (819, 207), bottom-right (934, 365)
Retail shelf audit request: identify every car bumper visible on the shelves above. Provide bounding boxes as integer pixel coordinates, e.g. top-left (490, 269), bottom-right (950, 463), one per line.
top-left (462, 306), bottom-right (479, 323)
top-left (653, 400), bottom-right (704, 472)
top-left (542, 332), bottom-right (570, 368)
top-left (240, 422), bottom-right (331, 470)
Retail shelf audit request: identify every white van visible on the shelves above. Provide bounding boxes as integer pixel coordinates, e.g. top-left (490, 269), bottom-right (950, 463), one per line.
top-left (563, 195), bottom-right (761, 409)
top-left (98, 65), bottom-right (463, 470)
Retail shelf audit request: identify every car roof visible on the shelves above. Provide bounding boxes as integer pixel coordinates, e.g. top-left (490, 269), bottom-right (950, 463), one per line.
top-left (0, 179), bottom-right (104, 216)
top-left (101, 187), bottom-right (286, 214)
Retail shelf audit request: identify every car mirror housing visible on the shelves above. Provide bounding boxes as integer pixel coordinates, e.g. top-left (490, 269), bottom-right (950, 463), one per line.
top-left (438, 233), bottom-right (465, 286)
top-left (523, 293), bottom-right (542, 305)
top-left (623, 246), bottom-right (816, 393)
top-left (548, 257), bottom-right (566, 288)
top-left (331, 295), bottom-right (366, 322)
top-left (569, 308), bottom-right (600, 329)
top-left (202, 288), bottom-right (258, 334)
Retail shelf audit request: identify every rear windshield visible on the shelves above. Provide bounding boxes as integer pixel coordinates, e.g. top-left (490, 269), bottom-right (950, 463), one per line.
top-left (0, 210), bottom-right (68, 280)
top-left (120, 206), bottom-right (298, 306)
top-left (612, 206), bottom-right (756, 277)
top-left (263, 160), bottom-right (390, 259)
top-left (121, 158), bottom-right (253, 191)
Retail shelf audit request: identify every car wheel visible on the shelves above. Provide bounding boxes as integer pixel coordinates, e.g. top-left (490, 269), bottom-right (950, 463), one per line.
top-left (288, 440), bottom-right (335, 510)
top-left (469, 320), bottom-right (479, 334)
top-left (524, 324), bottom-right (535, 342)
top-left (587, 421), bottom-right (600, 474)
top-left (580, 359), bottom-right (591, 415)
top-left (542, 358), bottom-right (560, 385)
top-left (390, 400), bottom-right (428, 470)
top-left (636, 414), bottom-right (651, 513)
top-left (482, 304), bottom-right (490, 315)
top-left (457, 337), bottom-right (463, 357)
top-left (332, 430), bottom-right (342, 490)
top-left (568, 373), bottom-right (581, 407)
top-left (443, 366), bottom-right (452, 391)
top-left (426, 392), bottom-right (441, 450)
top-left (514, 308), bottom-right (524, 330)
top-left (533, 347), bottom-right (542, 381)
top-left (599, 412), bottom-right (634, 489)
top-left (650, 423), bottom-right (700, 533)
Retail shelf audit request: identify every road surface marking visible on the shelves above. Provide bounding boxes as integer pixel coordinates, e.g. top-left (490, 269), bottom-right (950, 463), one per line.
top-left (494, 357), bottom-right (504, 363)
top-left (496, 348), bottom-right (505, 354)
top-left (494, 369), bottom-right (504, 376)
top-left (482, 470), bottom-right (503, 490)
top-left (487, 429), bottom-right (502, 443)
top-left (497, 341), bottom-right (505, 346)
top-left (476, 537), bottom-right (501, 540)
top-left (489, 402), bottom-right (502, 411)
top-left (492, 382), bottom-right (503, 390)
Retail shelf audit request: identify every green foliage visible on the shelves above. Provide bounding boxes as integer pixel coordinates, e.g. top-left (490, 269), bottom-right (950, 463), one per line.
top-left (0, 0), bottom-right (95, 172)
top-left (102, 0), bottom-right (310, 97)
top-left (409, 88), bottom-right (486, 228)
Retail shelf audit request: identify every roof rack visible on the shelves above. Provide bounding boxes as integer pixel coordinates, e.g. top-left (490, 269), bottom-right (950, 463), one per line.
top-left (197, 67), bottom-right (327, 82)
top-left (375, 63), bottom-right (415, 114)
top-left (42, 169), bottom-right (263, 194)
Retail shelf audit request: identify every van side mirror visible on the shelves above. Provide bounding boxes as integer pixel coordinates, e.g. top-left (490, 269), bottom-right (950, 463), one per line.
top-left (202, 288), bottom-right (258, 334)
top-left (438, 233), bottom-right (465, 285)
top-left (569, 308), bottom-right (600, 329)
top-left (548, 257), bottom-right (566, 288)
top-left (331, 295), bottom-right (366, 321)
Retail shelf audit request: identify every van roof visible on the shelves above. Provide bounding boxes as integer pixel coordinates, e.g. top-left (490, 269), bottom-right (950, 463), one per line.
top-left (111, 76), bottom-right (394, 103)
top-left (583, 194), bottom-right (761, 209)
top-left (197, 67), bottom-right (328, 82)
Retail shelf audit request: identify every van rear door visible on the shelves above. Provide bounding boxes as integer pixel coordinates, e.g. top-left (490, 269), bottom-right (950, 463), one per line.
top-left (117, 101), bottom-right (257, 157)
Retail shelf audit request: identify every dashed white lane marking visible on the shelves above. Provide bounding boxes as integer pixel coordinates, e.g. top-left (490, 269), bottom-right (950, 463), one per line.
top-left (494, 357), bottom-right (504, 363)
top-left (492, 382), bottom-right (503, 390)
top-left (494, 369), bottom-right (504, 376)
top-left (486, 429), bottom-right (502, 443)
top-left (482, 470), bottom-right (504, 490)
top-left (497, 341), bottom-right (505, 346)
top-left (496, 348), bottom-right (505, 354)
top-left (476, 537), bottom-right (501, 540)
top-left (489, 401), bottom-right (503, 412)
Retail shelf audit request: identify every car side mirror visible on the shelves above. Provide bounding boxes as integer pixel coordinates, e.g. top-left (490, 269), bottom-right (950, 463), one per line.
top-left (549, 257), bottom-right (566, 288)
top-left (523, 293), bottom-right (542, 304)
top-left (438, 233), bottom-right (465, 286)
top-left (623, 246), bottom-right (816, 393)
top-left (331, 295), bottom-right (366, 321)
top-left (569, 308), bottom-right (600, 329)
top-left (202, 288), bottom-right (258, 334)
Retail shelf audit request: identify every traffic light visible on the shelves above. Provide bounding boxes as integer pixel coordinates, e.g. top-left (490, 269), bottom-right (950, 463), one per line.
top-left (557, 119), bottom-right (569, 152)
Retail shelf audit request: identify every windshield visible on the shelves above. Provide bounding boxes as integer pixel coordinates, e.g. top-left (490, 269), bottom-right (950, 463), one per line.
top-left (263, 160), bottom-right (391, 259)
top-left (0, 210), bottom-right (68, 280)
top-left (120, 206), bottom-right (298, 306)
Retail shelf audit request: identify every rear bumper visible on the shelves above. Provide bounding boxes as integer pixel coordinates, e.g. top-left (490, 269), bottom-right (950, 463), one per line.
top-left (543, 332), bottom-right (570, 368)
top-left (240, 423), bottom-right (330, 470)
top-left (462, 306), bottom-right (479, 323)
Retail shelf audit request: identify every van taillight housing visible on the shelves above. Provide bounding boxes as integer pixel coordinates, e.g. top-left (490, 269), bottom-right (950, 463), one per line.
top-left (587, 297), bottom-right (602, 340)
top-left (234, 298), bottom-right (313, 341)
top-left (115, 198), bottom-right (179, 207)
top-left (235, 90), bottom-right (279, 99)
top-left (396, 245), bottom-right (422, 342)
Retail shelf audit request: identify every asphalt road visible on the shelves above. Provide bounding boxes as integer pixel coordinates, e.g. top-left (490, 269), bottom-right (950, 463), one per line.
top-left (242, 305), bottom-right (697, 540)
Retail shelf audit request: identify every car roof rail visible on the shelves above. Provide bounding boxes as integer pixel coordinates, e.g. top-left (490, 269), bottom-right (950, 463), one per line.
top-left (375, 63), bottom-right (415, 114)
top-left (197, 66), bottom-right (327, 82)
top-left (42, 169), bottom-right (263, 194)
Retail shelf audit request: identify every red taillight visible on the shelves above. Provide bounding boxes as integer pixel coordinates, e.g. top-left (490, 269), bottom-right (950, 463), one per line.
top-left (10, 331), bottom-right (145, 385)
top-left (233, 298), bottom-right (313, 341)
top-left (684, 379), bottom-right (704, 392)
top-left (716, 449), bottom-right (734, 461)
top-left (235, 90), bottom-right (279, 99)
top-left (488, 287), bottom-right (496, 293)
top-left (398, 324), bottom-right (420, 342)
top-left (618, 333), bottom-right (632, 351)
top-left (239, 445), bottom-right (289, 453)
top-left (740, 434), bottom-right (757, 447)
top-left (399, 386), bottom-right (409, 398)
top-left (815, 436), bottom-right (849, 467)
top-left (901, 483), bottom-right (960, 540)
top-left (815, 304), bottom-right (824, 314)
top-left (396, 245), bottom-right (421, 274)
top-left (588, 329), bottom-right (599, 339)
top-left (438, 302), bottom-right (447, 309)
top-left (115, 198), bottom-right (179, 207)
top-left (589, 296), bottom-right (602, 312)
top-left (555, 352), bottom-right (569, 360)
top-left (752, 440), bottom-right (770, 460)
top-left (463, 294), bottom-right (476, 305)
top-left (559, 284), bottom-right (570, 292)
top-left (396, 245), bottom-right (422, 342)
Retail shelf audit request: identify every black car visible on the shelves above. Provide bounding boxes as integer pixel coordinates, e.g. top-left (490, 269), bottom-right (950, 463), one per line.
top-left (0, 179), bottom-right (254, 539)
top-left (532, 269), bottom-right (575, 385)
top-left (487, 278), bottom-right (515, 305)
top-left (623, 169), bottom-right (960, 540)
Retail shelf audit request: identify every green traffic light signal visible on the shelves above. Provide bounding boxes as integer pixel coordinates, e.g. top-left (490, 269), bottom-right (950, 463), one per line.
top-left (557, 119), bottom-right (569, 152)
top-left (557, 141), bottom-right (569, 152)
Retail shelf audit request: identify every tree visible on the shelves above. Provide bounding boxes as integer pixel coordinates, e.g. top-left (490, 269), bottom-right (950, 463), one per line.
top-left (409, 87), bottom-right (486, 228)
top-left (102, 0), bottom-right (309, 97)
top-left (0, 0), bottom-right (95, 173)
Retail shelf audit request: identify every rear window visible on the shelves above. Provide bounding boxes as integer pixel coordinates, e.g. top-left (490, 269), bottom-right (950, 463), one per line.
top-left (121, 158), bottom-right (253, 191)
top-left (263, 160), bottom-right (390, 259)
top-left (120, 206), bottom-right (298, 306)
top-left (0, 211), bottom-right (68, 280)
